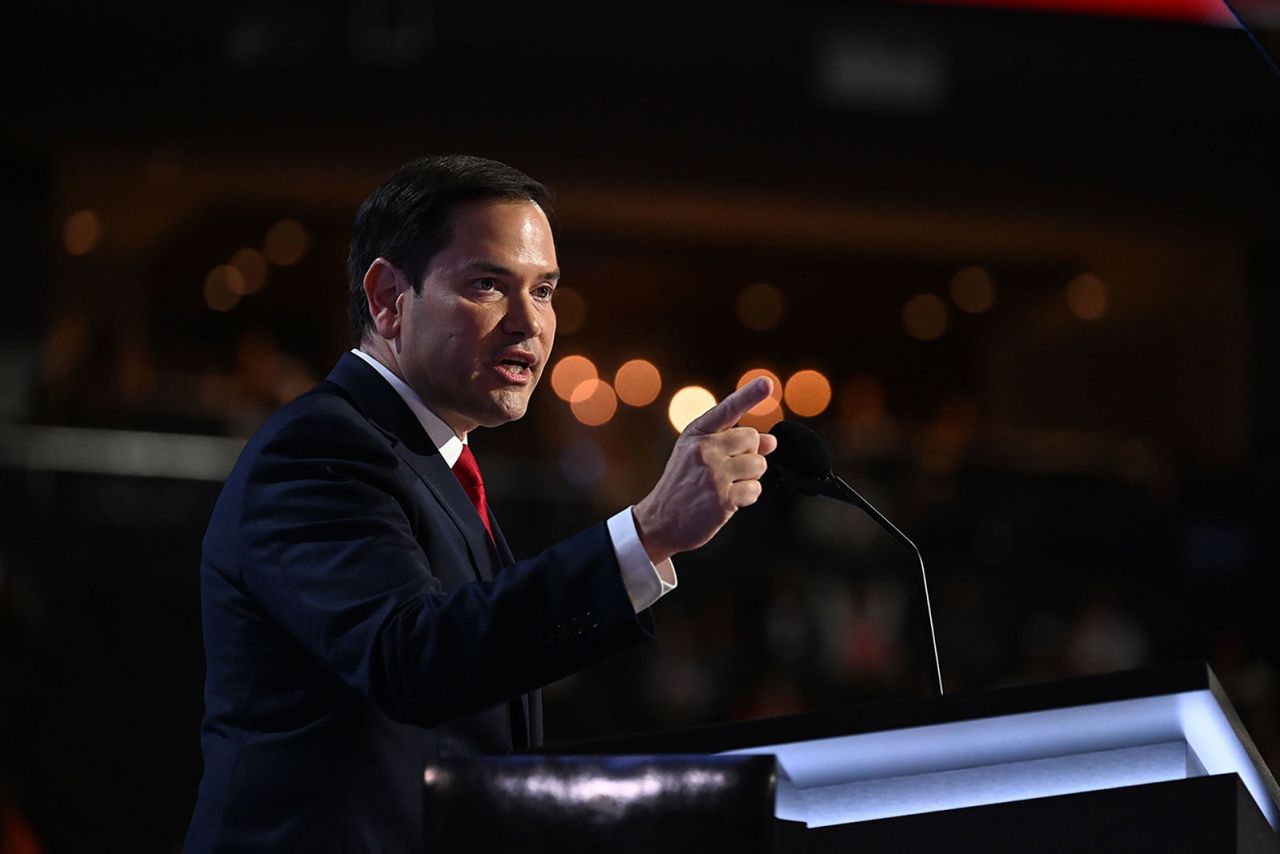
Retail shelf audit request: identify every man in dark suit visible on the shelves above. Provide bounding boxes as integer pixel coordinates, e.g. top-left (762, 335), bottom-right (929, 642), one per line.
top-left (184, 155), bottom-right (776, 852)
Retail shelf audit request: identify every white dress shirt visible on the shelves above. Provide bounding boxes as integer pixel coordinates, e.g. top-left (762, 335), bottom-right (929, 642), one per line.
top-left (350, 349), bottom-right (676, 612)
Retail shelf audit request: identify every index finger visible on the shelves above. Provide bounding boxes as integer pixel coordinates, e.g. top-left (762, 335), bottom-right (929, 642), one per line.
top-left (687, 377), bottom-right (773, 435)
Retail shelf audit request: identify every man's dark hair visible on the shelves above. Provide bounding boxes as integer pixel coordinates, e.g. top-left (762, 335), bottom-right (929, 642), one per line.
top-left (346, 154), bottom-right (555, 343)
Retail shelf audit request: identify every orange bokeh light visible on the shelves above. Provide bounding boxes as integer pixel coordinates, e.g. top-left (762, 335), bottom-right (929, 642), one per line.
top-left (264, 219), bottom-right (309, 266)
top-left (63, 210), bottom-right (101, 256)
top-left (949, 266), bottom-right (996, 314)
top-left (551, 355), bottom-right (598, 401)
top-left (784, 369), bottom-right (832, 418)
top-left (570, 379), bottom-right (618, 426)
top-left (615, 359), bottom-right (662, 407)
top-left (204, 266), bottom-right (243, 312)
top-left (903, 293), bottom-right (949, 341)
top-left (736, 368), bottom-right (783, 416)
top-left (668, 386), bottom-right (717, 433)
top-left (229, 248), bottom-right (269, 294)
top-left (1067, 273), bottom-right (1108, 320)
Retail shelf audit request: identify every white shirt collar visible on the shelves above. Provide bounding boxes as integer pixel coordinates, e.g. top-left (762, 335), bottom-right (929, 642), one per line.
top-left (349, 348), bottom-right (466, 468)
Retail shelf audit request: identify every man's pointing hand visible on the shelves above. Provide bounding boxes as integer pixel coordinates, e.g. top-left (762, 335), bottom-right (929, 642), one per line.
top-left (632, 378), bottom-right (779, 565)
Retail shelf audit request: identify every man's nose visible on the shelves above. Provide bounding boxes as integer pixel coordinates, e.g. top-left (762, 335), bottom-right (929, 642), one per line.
top-left (502, 291), bottom-right (542, 337)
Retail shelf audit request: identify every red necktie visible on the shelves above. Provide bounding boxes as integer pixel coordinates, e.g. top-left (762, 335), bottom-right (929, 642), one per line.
top-left (452, 446), bottom-right (522, 742)
top-left (451, 444), bottom-right (494, 542)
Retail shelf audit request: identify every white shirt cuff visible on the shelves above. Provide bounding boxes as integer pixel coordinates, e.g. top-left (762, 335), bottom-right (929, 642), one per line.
top-left (606, 507), bottom-right (677, 613)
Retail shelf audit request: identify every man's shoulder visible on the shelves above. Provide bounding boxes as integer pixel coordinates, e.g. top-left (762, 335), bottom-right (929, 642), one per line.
top-left (240, 380), bottom-right (395, 468)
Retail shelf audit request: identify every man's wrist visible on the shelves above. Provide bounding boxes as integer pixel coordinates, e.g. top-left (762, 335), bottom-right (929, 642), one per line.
top-left (607, 508), bottom-right (677, 613)
top-left (631, 498), bottom-right (674, 566)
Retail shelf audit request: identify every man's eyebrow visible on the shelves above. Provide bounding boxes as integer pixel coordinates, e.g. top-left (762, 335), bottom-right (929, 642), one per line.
top-left (463, 260), bottom-right (561, 282)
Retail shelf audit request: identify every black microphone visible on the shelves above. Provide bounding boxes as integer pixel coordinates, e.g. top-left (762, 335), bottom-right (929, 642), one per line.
top-left (768, 421), bottom-right (945, 696)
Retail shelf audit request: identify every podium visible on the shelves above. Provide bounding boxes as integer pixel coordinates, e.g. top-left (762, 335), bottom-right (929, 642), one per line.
top-left (538, 663), bottom-right (1280, 852)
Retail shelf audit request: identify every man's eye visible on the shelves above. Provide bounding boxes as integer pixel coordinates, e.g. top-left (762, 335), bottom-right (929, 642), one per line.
top-left (534, 285), bottom-right (555, 300)
top-left (474, 278), bottom-right (497, 292)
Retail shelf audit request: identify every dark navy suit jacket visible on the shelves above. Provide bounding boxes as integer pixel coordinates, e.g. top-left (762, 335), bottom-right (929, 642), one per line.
top-left (184, 353), bottom-right (653, 853)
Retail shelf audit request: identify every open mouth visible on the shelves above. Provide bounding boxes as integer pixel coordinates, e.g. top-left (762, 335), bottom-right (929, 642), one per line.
top-left (494, 352), bottom-right (536, 382)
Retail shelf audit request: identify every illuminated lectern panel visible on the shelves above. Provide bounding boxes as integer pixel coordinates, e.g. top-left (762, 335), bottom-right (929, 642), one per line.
top-left (551, 663), bottom-right (1279, 846)
top-left (724, 673), bottom-right (1276, 829)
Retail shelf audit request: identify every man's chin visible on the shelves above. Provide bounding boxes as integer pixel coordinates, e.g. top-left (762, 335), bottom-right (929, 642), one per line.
top-left (475, 392), bottom-right (531, 427)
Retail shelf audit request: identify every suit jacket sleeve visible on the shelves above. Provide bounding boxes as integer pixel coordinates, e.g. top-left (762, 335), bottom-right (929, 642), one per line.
top-left (236, 408), bottom-right (651, 728)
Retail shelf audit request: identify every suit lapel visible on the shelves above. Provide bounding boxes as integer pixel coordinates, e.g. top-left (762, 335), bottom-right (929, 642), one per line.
top-left (398, 449), bottom-right (497, 583)
top-left (489, 513), bottom-right (515, 567)
top-left (326, 353), bottom-right (496, 583)
top-left (327, 353), bottom-right (534, 743)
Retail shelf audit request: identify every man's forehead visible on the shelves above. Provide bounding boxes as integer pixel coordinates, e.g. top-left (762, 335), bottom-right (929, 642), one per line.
top-left (438, 200), bottom-right (557, 266)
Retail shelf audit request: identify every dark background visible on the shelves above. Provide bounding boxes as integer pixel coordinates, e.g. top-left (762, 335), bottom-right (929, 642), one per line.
top-left (1, 1), bottom-right (1278, 851)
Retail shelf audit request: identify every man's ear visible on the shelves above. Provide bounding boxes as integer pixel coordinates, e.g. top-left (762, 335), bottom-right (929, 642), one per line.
top-left (363, 258), bottom-right (409, 340)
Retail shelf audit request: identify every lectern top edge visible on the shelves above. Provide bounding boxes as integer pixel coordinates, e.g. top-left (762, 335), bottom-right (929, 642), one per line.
top-left (544, 661), bottom-right (1224, 756)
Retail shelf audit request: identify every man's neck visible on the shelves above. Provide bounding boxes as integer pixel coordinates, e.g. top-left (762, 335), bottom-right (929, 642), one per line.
top-left (355, 340), bottom-right (471, 440)
top-left (349, 348), bottom-right (470, 465)
top-left (357, 339), bottom-right (406, 385)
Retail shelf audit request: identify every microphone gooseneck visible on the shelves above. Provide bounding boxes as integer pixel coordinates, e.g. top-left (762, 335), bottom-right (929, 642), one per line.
top-left (768, 421), bottom-right (945, 697)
